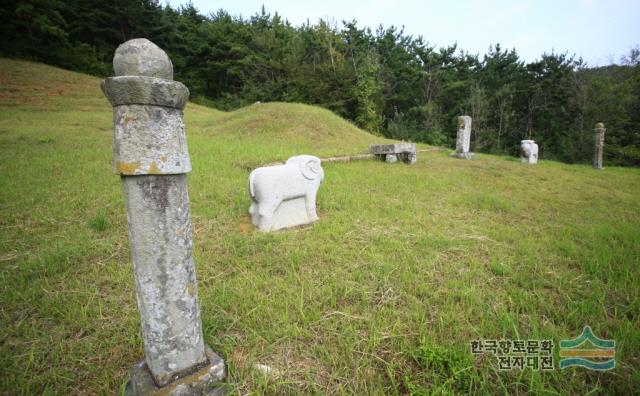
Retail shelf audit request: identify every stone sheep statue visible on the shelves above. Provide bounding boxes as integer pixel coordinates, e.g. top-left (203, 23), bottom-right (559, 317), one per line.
top-left (248, 155), bottom-right (324, 232)
top-left (520, 140), bottom-right (539, 164)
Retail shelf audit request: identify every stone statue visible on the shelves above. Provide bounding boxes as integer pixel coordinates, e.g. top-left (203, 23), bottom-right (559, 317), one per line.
top-left (520, 139), bottom-right (539, 164)
top-left (249, 155), bottom-right (324, 232)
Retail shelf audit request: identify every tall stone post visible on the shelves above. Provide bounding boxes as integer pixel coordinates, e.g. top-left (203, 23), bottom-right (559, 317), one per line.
top-left (520, 140), bottom-right (539, 164)
top-left (450, 115), bottom-right (474, 159)
top-left (594, 122), bottom-right (606, 170)
top-left (101, 39), bottom-right (225, 395)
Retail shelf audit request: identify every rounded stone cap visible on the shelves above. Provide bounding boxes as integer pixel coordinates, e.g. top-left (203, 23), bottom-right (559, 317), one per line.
top-left (595, 122), bottom-right (605, 129)
top-left (113, 38), bottom-right (173, 80)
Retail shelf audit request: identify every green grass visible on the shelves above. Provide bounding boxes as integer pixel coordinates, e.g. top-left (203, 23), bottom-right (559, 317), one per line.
top-left (1, 58), bottom-right (639, 395)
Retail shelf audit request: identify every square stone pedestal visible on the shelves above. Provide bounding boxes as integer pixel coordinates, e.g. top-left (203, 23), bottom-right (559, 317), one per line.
top-left (125, 346), bottom-right (226, 396)
top-left (450, 152), bottom-right (475, 160)
top-left (269, 196), bottom-right (317, 231)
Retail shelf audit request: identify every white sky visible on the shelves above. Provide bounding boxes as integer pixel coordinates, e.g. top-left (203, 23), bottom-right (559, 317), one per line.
top-left (165, 0), bottom-right (639, 66)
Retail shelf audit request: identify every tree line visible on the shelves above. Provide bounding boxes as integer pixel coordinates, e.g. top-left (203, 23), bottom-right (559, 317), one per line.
top-left (1, 0), bottom-right (639, 165)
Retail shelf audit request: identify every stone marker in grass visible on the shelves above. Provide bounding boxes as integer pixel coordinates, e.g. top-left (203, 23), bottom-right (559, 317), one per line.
top-left (520, 140), bottom-right (539, 164)
top-left (101, 38), bottom-right (226, 395)
top-left (450, 115), bottom-right (474, 160)
top-left (594, 122), bottom-right (606, 170)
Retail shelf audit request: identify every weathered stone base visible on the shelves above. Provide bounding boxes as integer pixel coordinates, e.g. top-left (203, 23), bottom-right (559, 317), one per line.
top-left (520, 157), bottom-right (538, 164)
top-left (270, 197), bottom-right (317, 231)
top-left (379, 153), bottom-right (417, 164)
top-left (404, 153), bottom-right (417, 164)
top-left (450, 152), bottom-right (475, 160)
top-left (125, 346), bottom-right (226, 396)
top-left (250, 196), bottom-right (318, 232)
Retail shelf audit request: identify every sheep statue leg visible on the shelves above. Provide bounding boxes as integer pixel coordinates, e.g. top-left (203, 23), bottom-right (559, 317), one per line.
top-left (305, 190), bottom-right (319, 222)
top-left (257, 199), bottom-right (280, 232)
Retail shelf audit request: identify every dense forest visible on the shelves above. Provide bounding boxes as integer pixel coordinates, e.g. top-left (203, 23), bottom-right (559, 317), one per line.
top-left (1, 0), bottom-right (639, 165)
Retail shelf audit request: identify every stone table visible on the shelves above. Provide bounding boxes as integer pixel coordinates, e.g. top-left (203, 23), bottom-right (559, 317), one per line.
top-left (370, 143), bottom-right (417, 164)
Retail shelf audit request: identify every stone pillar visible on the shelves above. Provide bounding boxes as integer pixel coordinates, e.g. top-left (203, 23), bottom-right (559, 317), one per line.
top-left (520, 139), bottom-right (539, 164)
top-left (101, 38), bottom-right (225, 395)
top-left (594, 122), bottom-right (605, 170)
top-left (450, 115), bottom-right (474, 159)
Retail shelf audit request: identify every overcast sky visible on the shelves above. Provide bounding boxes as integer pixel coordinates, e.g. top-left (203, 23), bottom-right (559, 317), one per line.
top-left (165, 0), bottom-right (639, 66)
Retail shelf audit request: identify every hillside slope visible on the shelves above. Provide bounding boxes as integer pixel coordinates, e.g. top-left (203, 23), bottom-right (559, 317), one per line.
top-left (1, 59), bottom-right (639, 395)
top-left (0, 58), bottom-right (393, 156)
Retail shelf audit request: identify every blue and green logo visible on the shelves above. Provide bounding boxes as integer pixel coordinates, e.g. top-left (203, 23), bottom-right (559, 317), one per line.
top-left (559, 326), bottom-right (615, 370)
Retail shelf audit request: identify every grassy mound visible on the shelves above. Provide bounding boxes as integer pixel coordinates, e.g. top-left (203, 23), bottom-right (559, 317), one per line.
top-left (1, 59), bottom-right (639, 394)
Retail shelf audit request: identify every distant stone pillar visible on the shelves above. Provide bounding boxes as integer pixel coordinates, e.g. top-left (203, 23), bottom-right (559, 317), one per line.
top-left (594, 122), bottom-right (605, 170)
top-left (101, 38), bottom-right (225, 395)
top-left (450, 116), bottom-right (474, 159)
top-left (520, 140), bottom-right (539, 164)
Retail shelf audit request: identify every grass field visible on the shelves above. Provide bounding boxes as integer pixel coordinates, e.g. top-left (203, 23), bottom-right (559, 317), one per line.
top-left (1, 58), bottom-right (639, 395)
